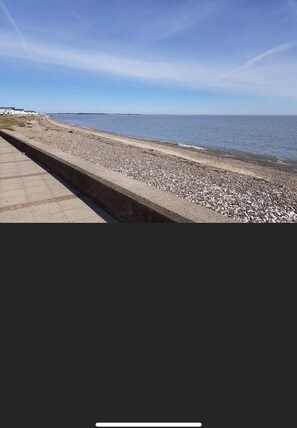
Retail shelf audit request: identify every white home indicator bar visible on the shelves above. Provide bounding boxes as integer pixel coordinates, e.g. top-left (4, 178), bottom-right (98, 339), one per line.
top-left (96, 424), bottom-right (202, 428)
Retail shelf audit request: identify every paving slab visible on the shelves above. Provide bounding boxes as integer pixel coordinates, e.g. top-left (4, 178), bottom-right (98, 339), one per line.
top-left (0, 136), bottom-right (116, 223)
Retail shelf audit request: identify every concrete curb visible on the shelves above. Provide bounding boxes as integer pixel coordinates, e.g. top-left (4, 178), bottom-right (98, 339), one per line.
top-left (0, 130), bottom-right (236, 223)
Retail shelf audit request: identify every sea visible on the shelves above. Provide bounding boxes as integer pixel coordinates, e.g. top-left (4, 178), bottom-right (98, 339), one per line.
top-left (51, 114), bottom-right (297, 168)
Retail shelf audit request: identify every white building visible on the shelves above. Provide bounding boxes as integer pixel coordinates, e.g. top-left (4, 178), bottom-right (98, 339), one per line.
top-left (0, 107), bottom-right (39, 116)
top-left (0, 107), bottom-right (15, 115)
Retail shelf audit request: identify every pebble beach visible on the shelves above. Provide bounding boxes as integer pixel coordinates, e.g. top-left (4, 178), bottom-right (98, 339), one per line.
top-left (15, 116), bottom-right (297, 223)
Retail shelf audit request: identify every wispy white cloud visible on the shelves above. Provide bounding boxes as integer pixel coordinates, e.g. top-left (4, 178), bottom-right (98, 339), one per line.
top-left (215, 61), bottom-right (297, 99)
top-left (0, 31), bottom-right (296, 100)
top-left (0, 0), bottom-right (28, 54)
top-left (220, 42), bottom-right (297, 79)
top-left (140, 0), bottom-right (217, 43)
top-left (0, 32), bottom-right (218, 84)
top-left (72, 11), bottom-right (98, 33)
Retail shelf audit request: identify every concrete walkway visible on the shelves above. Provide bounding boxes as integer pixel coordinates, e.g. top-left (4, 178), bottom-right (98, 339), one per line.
top-left (0, 136), bottom-right (116, 223)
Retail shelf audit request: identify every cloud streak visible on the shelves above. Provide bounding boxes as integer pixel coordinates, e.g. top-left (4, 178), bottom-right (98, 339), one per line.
top-left (0, 0), bottom-right (28, 53)
top-left (0, 32), bottom-right (296, 99)
top-left (72, 11), bottom-right (98, 33)
top-left (221, 42), bottom-right (297, 79)
top-left (142, 0), bottom-right (217, 43)
top-left (0, 33), bottom-right (218, 84)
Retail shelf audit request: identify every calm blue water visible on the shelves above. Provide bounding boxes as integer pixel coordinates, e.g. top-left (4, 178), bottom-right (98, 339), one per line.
top-left (51, 114), bottom-right (297, 167)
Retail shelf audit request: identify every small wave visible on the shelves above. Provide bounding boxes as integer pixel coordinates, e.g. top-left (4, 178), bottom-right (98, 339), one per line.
top-left (276, 159), bottom-right (290, 166)
top-left (178, 143), bottom-right (204, 150)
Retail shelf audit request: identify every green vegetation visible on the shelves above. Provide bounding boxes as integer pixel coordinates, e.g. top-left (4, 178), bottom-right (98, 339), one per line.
top-left (0, 116), bottom-right (31, 130)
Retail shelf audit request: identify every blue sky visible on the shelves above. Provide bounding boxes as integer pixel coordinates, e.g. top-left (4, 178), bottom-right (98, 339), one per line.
top-left (0, 0), bottom-right (297, 114)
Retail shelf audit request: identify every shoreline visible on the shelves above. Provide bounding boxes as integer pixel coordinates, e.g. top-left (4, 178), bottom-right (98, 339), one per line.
top-left (49, 115), bottom-right (297, 172)
top-left (12, 115), bottom-right (297, 223)
top-left (46, 116), bottom-right (296, 178)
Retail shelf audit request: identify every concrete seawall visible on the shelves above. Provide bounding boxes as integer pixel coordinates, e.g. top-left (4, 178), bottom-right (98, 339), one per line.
top-left (0, 129), bottom-right (235, 223)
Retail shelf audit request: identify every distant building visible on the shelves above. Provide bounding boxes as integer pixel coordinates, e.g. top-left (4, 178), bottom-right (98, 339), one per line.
top-left (0, 107), bottom-right (39, 116)
top-left (0, 107), bottom-right (15, 115)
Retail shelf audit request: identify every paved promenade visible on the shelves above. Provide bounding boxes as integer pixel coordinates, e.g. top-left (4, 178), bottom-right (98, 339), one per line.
top-left (0, 136), bottom-right (116, 223)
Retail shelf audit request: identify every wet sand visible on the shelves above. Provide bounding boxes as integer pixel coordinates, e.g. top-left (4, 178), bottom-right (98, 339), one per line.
top-left (15, 116), bottom-right (297, 223)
